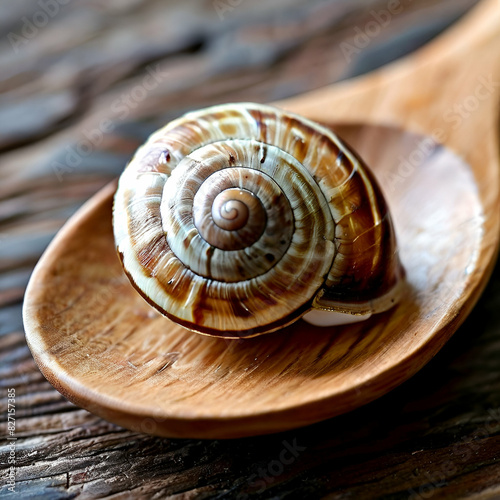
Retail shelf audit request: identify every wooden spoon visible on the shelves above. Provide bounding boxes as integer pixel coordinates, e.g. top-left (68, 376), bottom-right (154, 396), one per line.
top-left (23, 0), bottom-right (499, 439)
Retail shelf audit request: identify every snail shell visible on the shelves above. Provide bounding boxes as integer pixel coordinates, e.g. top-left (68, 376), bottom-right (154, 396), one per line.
top-left (113, 103), bottom-right (404, 338)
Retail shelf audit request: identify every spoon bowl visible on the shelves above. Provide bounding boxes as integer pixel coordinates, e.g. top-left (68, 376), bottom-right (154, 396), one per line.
top-left (23, 122), bottom-right (485, 438)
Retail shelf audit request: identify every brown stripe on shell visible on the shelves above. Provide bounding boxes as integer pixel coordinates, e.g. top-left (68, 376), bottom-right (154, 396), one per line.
top-left (123, 182), bottom-right (167, 276)
top-left (247, 108), bottom-right (351, 188)
top-left (315, 137), bottom-right (403, 310)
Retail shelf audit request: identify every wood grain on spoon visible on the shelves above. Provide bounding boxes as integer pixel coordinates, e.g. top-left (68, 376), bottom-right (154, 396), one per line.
top-left (23, 0), bottom-right (499, 438)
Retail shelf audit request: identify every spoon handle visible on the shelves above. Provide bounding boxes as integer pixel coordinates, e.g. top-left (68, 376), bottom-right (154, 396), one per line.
top-left (280, 0), bottom-right (500, 153)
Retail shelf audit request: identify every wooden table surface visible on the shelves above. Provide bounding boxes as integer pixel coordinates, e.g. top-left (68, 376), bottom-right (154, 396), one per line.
top-left (3, 0), bottom-right (500, 498)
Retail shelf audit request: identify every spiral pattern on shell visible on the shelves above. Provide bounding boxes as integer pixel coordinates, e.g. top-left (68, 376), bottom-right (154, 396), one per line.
top-left (113, 103), bottom-right (403, 337)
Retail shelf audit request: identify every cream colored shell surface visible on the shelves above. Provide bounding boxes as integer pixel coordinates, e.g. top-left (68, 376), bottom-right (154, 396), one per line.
top-left (113, 103), bottom-right (403, 338)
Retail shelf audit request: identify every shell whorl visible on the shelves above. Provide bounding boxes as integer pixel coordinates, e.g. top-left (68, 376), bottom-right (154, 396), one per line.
top-left (209, 190), bottom-right (255, 233)
top-left (113, 103), bottom-right (403, 337)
